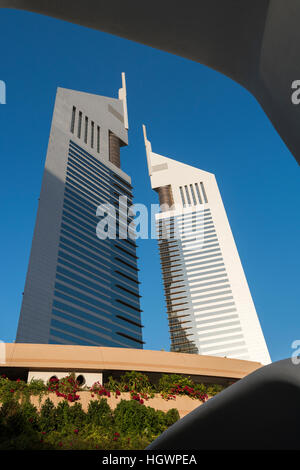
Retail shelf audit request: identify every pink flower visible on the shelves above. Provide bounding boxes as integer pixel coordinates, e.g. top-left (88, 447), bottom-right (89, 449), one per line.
top-left (74, 429), bottom-right (79, 434)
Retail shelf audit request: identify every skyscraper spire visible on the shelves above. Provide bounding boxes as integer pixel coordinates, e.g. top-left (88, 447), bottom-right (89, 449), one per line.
top-left (118, 72), bottom-right (128, 130)
top-left (142, 124), bottom-right (153, 176)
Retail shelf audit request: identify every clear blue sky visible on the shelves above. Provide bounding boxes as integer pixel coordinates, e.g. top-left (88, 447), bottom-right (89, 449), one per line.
top-left (0, 9), bottom-right (299, 362)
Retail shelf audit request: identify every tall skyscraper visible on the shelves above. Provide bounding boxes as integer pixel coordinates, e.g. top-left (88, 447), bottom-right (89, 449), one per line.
top-left (143, 126), bottom-right (270, 364)
top-left (16, 75), bottom-right (144, 349)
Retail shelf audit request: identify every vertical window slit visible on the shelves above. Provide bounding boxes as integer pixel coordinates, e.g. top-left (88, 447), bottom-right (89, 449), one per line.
top-left (97, 126), bottom-right (100, 153)
top-left (195, 183), bottom-right (203, 204)
top-left (91, 121), bottom-right (94, 148)
top-left (184, 185), bottom-right (191, 205)
top-left (70, 106), bottom-right (76, 133)
top-left (77, 111), bottom-right (82, 138)
top-left (200, 182), bottom-right (208, 203)
top-left (190, 184), bottom-right (197, 205)
top-left (179, 186), bottom-right (186, 206)
top-left (84, 116), bottom-right (88, 144)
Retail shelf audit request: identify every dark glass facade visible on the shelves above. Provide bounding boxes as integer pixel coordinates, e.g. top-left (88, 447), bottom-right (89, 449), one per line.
top-left (49, 141), bottom-right (144, 348)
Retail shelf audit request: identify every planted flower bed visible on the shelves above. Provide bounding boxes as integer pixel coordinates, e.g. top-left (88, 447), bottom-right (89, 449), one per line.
top-left (0, 371), bottom-right (225, 449)
top-left (0, 370), bottom-right (224, 406)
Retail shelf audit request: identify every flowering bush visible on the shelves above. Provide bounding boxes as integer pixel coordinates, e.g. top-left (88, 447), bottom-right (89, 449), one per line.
top-left (157, 374), bottom-right (223, 401)
top-left (0, 375), bottom-right (46, 404)
top-left (0, 371), bottom-right (225, 410)
top-left (103, 371), bottom-right (155, 403)
top-left (89, 381), bottom-right (112, 399)
top-left (119, 371), bottom-right (155, 398)
top-left (46, 373), bottom-right (81, 402)
top-left (168, 383), bottom-right (208, 402)
top-left (0, 371), bottom-right (227, 450)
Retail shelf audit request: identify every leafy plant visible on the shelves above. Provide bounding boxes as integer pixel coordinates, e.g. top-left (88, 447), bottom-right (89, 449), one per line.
top-left (0, 390), bottom-right (179, 449)
top-left (113, 399), bottom-right (179, 438)
top-left (39, 398), bottom-right (56, 433)
top-left (89, 381), bottom-right (111, 399)
top-left (165, 408), bottom-right (180, 427)
top-left (118, 371), bottom-right (155, 399)
top-left (86, 399), bottom-right (113, 428)
top-left (46, 373), bottom-right (81, 402)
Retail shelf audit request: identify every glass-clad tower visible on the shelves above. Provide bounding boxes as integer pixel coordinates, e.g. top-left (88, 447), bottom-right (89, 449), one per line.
top-left (16, 75), bottom-right (144, 349)
top-left (143, 126), bottom-right (270, 364)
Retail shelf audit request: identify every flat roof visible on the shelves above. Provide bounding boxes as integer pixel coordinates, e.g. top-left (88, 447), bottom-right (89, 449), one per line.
top-left (2, 343), bottom-right (262, 380)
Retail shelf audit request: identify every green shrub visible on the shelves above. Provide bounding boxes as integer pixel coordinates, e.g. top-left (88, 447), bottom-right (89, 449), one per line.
top-left (145, 408), bottom-right (167, 436)
top-left (0, 399), bottom-right (43, 449)
top-left (26, 379), bottom-right (46, 403)
top-left (114, 399), bottom-right (172, 437)
top-left (114, 399), bottom-right (147, 435)
top-left (66, 402), bottom-right (87, 430)
top-left (119, 371), bottom-right (154, 397)
top-left (39, 398), bottom-right (56, 433)
top-left (105, 376), bottom-right (120, 392)
top-left (0, 371), bottom-right (224, 450)
top-left (165, 408), bottom-right (180, 427)
top-left (54, 401), bottom-right (72, 431)
top-left (20, 401), bottom-right (39, 429)
top-left (0, 400), bottom-right (26, 437)
top-left (158, 374), bottom-right (193, 393)
top-left (0, 376), bottom-right (47, 405)
top-left (193, 383), bottom-right (207, 394)
top-left (86, 399), bottom-right (113, 428)
top-left (206, 384), bottom-right (224, 396)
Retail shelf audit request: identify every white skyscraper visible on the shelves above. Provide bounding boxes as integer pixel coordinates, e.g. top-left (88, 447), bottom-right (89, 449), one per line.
top-left (16, 75), bottom-right (144, 349)
top-left (143, 126), bottom-right (270, 365)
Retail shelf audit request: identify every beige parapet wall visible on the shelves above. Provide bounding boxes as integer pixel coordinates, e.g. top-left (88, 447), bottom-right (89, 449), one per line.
top-left (3, 344), bottom-right (261, 380)
top-left (29, 392), bottom-right (206, 419)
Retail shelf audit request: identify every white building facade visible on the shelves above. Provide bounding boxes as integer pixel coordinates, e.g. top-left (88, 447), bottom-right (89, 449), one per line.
top-left (143, 126), bottom-right (270, 364)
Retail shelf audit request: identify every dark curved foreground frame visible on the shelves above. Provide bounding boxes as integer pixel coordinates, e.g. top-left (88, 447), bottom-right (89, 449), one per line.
top-left (0, 0), bottom-right (299, 450)
top-left (147, 358), bottom-right (300, 450)
top-left (1, 0), bottom-right (300, 165)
